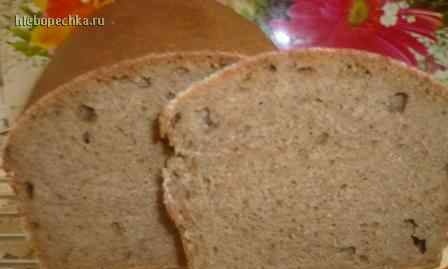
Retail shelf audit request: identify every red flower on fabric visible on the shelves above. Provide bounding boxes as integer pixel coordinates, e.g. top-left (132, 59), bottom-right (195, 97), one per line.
top-left (28, 0), bottom-right (112, 49)
top-left (270, 0), bottom-right (443, 65)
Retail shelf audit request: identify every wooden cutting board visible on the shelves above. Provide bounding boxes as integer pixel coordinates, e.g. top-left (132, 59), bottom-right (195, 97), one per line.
top-left (28, 0), bottom-right (275, 105)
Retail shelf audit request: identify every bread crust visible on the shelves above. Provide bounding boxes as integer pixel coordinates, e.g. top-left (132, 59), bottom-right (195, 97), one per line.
top-left (28, 0), bottom-right (275, 105)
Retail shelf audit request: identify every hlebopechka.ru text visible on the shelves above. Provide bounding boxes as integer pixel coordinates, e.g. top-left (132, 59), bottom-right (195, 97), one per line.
top-left (15, 15), bottom-right (105, 27)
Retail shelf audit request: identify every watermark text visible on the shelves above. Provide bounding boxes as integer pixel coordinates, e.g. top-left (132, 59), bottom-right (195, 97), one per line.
top-left (15, 15), bottom-right (105, 27)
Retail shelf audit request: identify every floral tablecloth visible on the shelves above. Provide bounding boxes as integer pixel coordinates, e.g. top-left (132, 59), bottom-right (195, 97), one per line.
top-left (1, 0), bottom-right (447, 133)
top-left (0, 0), bottom-right (448, 263)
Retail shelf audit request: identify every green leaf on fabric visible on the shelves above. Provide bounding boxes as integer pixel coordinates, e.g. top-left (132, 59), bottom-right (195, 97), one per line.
top-left (407, 0), bottom-right (448, 24)
top-left (20, 5), bottom-right (35, 16)
top-left (407, 0), bottom-right (448, 9)
top-left (8, 27), bottom-right (31, 42)
top-left (7, 41), bottom-right (48, 57)
top-left (232, 0), bottom-right (270, 21)
top-left (20, 3), bottom-right (43, 18)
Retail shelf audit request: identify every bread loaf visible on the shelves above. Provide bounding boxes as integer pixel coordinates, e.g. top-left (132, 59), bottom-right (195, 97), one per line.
top-left (161, 49), bottom-right (448, 269)
top-left (29, 0), bottom-right (275, 105)
top-left (4, 52), bottom-right (242, 269)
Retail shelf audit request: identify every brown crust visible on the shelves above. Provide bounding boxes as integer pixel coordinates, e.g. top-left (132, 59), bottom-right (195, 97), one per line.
top-left (3, 51), bottom-right (243, 269)
top-left (29, 0), bottom-right (275, 105)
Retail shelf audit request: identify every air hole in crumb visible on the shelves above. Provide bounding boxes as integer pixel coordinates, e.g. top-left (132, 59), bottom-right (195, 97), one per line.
top-left (111, 74), bottom-right (130, 81)
top-left (23, 182), bottom-right (34, 199)
top-left (77, 105), bottom-right (97, 122)
top-left (203, 177), bottom-right (212, 186)
top-left (152, 118), bottom-right (162, 144)
top-left (242, 73), bottom-right (253, 82)
top-left (139, 76), bottom-right (152, 87)
top-left (340, 184), bottom-right (348, 189)
top-left (404, 219), bottom-right (418, 230)
top-left (111, 222), bottom-right (125, 235)
top-left (176, 66), bottom-right (190, 74)
top-left (347, 63), bottom-right (371, 75)
top-left (29, 222), bottom-right (40, 229)
top-left (56, 193), bottom-right (66, 200)
top-left (315, 98), bottom-right (324, 103)
top-left (411, 236), bottom-right (426, 254)
top-left (184, 190), bottom-right (192, 200)
top-left (166, 91), bottom-right (176, 100)
top-left (388, 93), bottom-right (409, 113)
top-left (213, 246), bottom-right (219, 254)
top-left (316, 132), bottom-right (330, 145)
top-left (359, 255), bottom-right (369, 263)
top-left (4, 253), bottom-right (18, 259)
top-left (356, 64), bottom-right (371, 75)
top-left (198, 108), bottom-right (219, 129)
top-left (201, 177), bottom-right (212, 192)
top-left (339, 246), bottom-right (356, 255)
top-left (172, 113), bottom-right (182, 127)
top-left (296, 66), bottom-right (316, 73)
top-left (268, 64), bottom-right (277, 72)
top-left (82, 132), bottom-right (92, 144)
top-left (125, 251), bottom-right (133, 260)
top-left (53, 109), bottom-right (62, 116)
top-left (209, 62), bottom-right (219, 69)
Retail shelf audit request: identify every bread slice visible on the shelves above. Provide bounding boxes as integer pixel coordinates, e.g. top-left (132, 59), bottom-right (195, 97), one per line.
top-left (161, 49), bottom-right (448, 269)
top-left (3, 52), bottom-right (242, 269)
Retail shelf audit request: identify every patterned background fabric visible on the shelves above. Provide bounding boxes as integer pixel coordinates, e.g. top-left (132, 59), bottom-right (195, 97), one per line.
top-left (0, 0), bottom-right (447, 264)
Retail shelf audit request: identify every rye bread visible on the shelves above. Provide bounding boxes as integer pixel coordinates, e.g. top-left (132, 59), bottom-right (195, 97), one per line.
top-left (3, 52), bottom-right (242, 269)
top-left (161, 49), bottom-right (448, 269)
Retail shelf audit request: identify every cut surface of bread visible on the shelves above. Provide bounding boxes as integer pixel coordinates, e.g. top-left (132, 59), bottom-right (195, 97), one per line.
top-left (3, 52), bottom-right (242, 269)
top-left (161, 49), bottom-right (448, 269)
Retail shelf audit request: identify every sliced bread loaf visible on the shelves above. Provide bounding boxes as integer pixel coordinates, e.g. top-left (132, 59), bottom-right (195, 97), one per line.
top-left (161, 49), bottom-right (448, 269)
top-left (3, 52), bottom-right (242, 269)
top-left (29, 0), bottom-right (275, 106)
